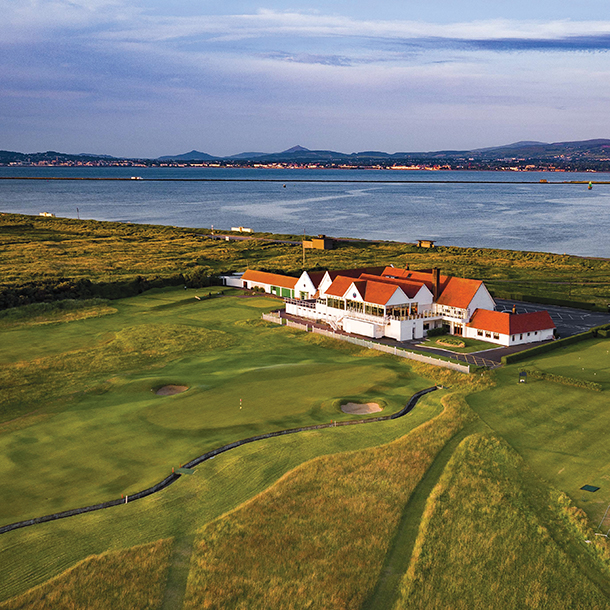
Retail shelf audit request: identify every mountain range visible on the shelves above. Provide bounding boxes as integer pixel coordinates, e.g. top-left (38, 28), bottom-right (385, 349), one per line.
top-left (2, 139), bottom-right (610, 167)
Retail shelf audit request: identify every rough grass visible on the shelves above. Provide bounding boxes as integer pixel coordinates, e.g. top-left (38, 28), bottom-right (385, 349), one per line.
top-left (181, 391), bottom-right (479, 610)
top-left (0, 539), bottom-right (172, 610)
top-left (395, 433), bottom-right (610, 609)
top-left (0, 322), bottom-right (235, 423)
top-left (0, 299), bottom-right (117, 328)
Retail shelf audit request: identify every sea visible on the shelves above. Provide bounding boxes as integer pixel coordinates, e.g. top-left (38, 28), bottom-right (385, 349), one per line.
top-left (1, 166), bottom-right (609, 258)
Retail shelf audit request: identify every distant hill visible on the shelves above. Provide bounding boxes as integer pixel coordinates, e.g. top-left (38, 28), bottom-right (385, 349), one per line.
top-left (157, 150), bottom-right (218, 161)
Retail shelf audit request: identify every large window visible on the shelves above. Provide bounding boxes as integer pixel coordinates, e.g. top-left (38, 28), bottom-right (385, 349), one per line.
top-left (364, 304), bottom-right (384, 317)
top-left (327, 297), bottom-right (345, 310)
top-left (345, 299), bottom-right (363, 313)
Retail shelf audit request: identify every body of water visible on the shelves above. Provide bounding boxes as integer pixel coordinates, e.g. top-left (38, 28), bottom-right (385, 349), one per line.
top-left (1, 167), bottom-right (609, 257)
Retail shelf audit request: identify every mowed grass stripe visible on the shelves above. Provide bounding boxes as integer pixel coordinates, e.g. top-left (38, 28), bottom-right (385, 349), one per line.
top-left (0, 539), bottom-right (172, 610)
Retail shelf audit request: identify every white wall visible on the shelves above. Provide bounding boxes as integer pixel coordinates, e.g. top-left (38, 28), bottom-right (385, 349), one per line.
top-left (343, 317), bottom-right (384, 338)
top-left (466, 285), bottom-right (496, 318)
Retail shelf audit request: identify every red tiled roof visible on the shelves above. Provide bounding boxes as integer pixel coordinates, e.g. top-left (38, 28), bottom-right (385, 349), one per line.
top-left (326, 277), bottom-right (404, 306)
top-left (358, 273), bottom-right (427, 299)
top-left (325, 276), bottom-right (356, 297)
top-left (381, 267), bottom-right (451, 294)
top-left (436, 277), bottom-right (484, 309)
top-left (327, 266), bottom-right (386, 280)
top-left (361, 281), bottom-right (403, 306)
top-left (242, 269), bottom-right (298, 289)
top-left (326, 276), bottom-right (400, 305)
top-left (467, 309), bottom-right (555, 335)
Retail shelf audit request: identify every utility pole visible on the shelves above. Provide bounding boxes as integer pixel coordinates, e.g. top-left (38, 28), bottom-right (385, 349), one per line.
top-left (302, 229), bottom-right (306, 268)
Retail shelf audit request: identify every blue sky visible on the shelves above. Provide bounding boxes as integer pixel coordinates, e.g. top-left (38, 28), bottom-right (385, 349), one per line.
top-left (2, 1), bottom-right (610, 157)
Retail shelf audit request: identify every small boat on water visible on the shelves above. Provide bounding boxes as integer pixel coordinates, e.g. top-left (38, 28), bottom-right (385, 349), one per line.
top-left (588, 182), bottom-right (593, 190)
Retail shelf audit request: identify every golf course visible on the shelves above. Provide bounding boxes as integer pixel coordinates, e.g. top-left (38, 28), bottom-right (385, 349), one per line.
top-left (0, 285), bottom-right (609, 608)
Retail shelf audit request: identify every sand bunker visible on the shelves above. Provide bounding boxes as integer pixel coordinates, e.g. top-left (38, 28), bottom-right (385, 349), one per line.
top-left (341, 402), bottom-right (382, 414)
top-left (156, 385), bottom-right (188, 396)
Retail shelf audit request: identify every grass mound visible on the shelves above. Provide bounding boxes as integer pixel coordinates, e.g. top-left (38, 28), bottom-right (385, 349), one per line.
top-left (396, 433), bottom-right (610, 608)
top-left (0, 299), bottom-right (116, 328)
top-left (0, 539), bottom-right (172, 610)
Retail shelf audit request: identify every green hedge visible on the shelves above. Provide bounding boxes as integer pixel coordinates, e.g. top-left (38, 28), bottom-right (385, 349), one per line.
top-left (522, 369), bottom-right (602, 392)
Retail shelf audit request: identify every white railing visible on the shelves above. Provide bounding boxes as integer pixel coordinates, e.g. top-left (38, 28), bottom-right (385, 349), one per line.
top-left (285, 297), bottom-right (316, 309)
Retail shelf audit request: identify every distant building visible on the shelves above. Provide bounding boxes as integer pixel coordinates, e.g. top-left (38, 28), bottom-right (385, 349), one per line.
top-left (231, 226), bottom-right (253, 233)
top-left (416, 240), bottom-right (435, 248)
top-left (303, 235), bottom-right (334, 250)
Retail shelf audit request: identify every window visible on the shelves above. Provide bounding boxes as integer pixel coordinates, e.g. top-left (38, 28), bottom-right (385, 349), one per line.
top-left (477, 330), bottom-right (483, 337)
top-left (520, 334), bottom-right (523, 339)
top-left (493, 333), bottom-right (499, 340)
top-left (534, 331), bottom-right (538, 335)
top-left (485, 331), bottom-right (491, 338)
top-left (527, 332), bottom-right (531, 336)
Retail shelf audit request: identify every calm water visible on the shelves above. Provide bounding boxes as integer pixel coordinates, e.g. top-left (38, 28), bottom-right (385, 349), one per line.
top-left (1, 167), bottom-right (609, 257)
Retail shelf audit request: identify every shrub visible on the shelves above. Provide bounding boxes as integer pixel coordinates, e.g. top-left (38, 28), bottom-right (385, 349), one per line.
top-left (427, 325), bottom-right (449, 337)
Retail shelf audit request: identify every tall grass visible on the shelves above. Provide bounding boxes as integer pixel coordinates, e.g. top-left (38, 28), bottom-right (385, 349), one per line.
top-left (395, 433), bottom-right (610, 609)
top-left (0, 539), bottom-right (172, 610)
top-left (181, 391), bottom-right (477, 610)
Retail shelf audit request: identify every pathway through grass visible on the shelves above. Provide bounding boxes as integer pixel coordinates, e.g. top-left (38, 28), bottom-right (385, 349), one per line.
top-left (160, 534), bottom-right (195, 610)
top-left (361, 418), bottom-right (487, 610)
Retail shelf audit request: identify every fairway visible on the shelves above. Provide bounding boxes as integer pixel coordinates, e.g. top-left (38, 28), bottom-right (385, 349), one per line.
top-left (467, 338), bottom-right (610, 524)
top-left (0, 287), bottom-right (432, 526)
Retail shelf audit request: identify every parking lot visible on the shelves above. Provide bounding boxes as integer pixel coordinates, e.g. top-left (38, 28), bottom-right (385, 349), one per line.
top-left (494, 299), bottom-right (610, 339)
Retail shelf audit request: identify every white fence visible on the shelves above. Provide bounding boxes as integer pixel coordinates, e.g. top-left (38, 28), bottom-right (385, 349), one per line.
top-left (262, 314), bottom-right (470, 373)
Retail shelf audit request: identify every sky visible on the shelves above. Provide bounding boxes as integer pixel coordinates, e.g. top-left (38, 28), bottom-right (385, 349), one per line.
top-left (2, 0), bottom-right (610, 157)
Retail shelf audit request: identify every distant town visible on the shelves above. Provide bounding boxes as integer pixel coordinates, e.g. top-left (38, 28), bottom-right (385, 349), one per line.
top-left (2, 139), bottom-right (610, 172)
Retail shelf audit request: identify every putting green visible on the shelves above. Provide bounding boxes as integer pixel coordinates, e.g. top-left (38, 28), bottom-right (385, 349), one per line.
top-left (0, 287), bottom-right (432, 526)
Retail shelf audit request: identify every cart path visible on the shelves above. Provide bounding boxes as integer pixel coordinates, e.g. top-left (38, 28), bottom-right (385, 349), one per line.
top-left (0, 387), bottom-right (438, 536)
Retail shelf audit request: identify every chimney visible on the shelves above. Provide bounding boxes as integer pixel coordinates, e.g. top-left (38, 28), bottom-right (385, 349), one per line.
top-left (432, 268), bottom-right (440, 301)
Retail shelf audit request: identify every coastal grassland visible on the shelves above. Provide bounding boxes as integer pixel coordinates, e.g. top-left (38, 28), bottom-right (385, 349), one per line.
top-left (181, 385), bottom-right (483, 610)
top-left (2, 213), bottom-right (610, 307)
top-left (0, 286), bottom-right (435, 527)
top-left (466, 338), bottom-right (610, 525)
top-left (0, 384), bottom-right (446, 603)
top-left (395, 433), bottom-right (610, 609)
top-left (0, 539), bottom-right (172, 610)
